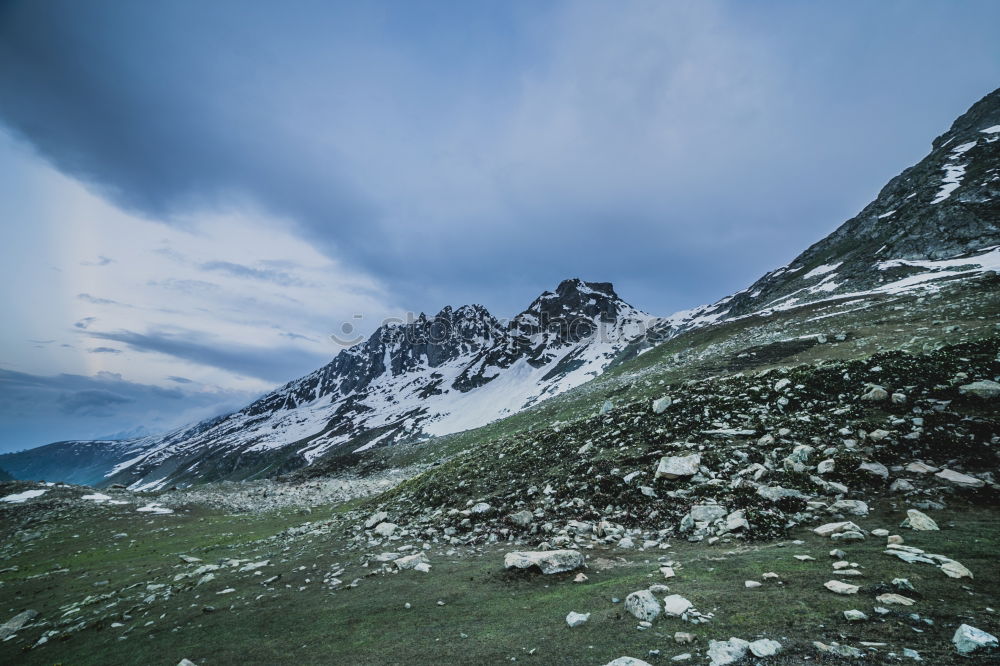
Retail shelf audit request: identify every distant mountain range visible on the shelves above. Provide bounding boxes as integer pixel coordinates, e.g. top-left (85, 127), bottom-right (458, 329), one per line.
top-left (3, 87), bottom-right (998, 489)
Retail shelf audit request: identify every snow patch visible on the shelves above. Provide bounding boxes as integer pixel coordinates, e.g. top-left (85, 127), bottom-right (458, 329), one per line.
top-left (1, 489), bottom-right (48, 503)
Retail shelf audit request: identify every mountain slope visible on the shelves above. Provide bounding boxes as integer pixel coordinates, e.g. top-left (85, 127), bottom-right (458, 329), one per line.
top-left (689, 87), bottom-right (1000, 323)
top-left (39, 279), bottom-right (657, 489)
top-left (6, 89), bottom-right (1000, 490)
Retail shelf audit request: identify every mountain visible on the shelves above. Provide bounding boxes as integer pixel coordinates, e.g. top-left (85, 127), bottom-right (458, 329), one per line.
top-left (1, 279), bottom-right (658, 488)
top-left (695, 88), bottom-right (1000, 322)
top-left (5, 88), bottom-right (999, 490)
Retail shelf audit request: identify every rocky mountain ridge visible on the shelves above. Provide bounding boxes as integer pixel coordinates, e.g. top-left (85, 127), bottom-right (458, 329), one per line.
top-left (2, 279), bottom-right (661, 489)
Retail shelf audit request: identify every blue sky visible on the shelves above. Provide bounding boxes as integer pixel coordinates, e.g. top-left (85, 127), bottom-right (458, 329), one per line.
top-left (1, 0), bottom-right (998, 452)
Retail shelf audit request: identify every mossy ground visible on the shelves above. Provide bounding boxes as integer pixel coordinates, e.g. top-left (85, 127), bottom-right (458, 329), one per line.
top-left (2, 493), bottom-right (998, 665)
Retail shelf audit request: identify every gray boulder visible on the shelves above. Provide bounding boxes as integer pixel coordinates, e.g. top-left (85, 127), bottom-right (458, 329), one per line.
top-left (504, 550), bottom-right (584, 574)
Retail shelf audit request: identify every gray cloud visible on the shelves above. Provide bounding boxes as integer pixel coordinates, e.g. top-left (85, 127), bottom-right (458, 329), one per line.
top-left (3, 2), bottom-right (998, 318)
top-left (57, 388), bottom-right (133, 416)
top-left (86, 327), bottom-right (330, 383)
top-left (0, 368), bottom-right (256, 452)
top-left (199, 260), bottom-right (306, 287)
top-left (78, 293), bottom-right (129, 306)
top-left (166, 375), bottom-right (193, 384)
top-left (74, 317), bottom-right (97, 329)
top-left (88, 346), bottom-right (122, 354)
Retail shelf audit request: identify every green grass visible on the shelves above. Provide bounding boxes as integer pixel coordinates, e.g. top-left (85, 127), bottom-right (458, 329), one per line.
top-left (3, 493), bottom-right (998, 665)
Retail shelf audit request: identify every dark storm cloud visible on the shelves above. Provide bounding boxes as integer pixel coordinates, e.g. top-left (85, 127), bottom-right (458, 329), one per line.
top-left (86, 328), bottom-right (330, 383)
top-left (1, 0), bottom-right (999, 320)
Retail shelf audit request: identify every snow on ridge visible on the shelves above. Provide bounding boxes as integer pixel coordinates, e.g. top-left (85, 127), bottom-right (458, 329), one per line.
top-left (802, 262), bottom-right (843, 279)
top-left (932, 163), bottom-right (967, 204)
top-left (981, 125), bottom-right (1000, 134)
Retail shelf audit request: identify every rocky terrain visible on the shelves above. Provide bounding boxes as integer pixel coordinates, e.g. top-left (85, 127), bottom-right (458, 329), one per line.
top-left (1, 337), bottom-right (998, 664)
top-left (1, 86), bottom-right (999, 666)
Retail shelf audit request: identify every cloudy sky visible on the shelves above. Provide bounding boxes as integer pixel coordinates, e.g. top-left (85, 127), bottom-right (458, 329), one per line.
top-left (1, 0), bottom-right (998, 453)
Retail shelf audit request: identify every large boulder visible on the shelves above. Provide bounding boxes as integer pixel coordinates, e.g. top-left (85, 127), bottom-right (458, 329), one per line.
top-left (655, 453), bottom-right (701, 480)
top-left (953, 624), bottom-right (998, 654)
top-left (959, 380), bottom-right (1000, 399)
top-left (504, 550), bottom-right (584, 575)
top-left (708, 638), bottom-right (750, 666)
top-left (624, 590), bottom-right (661, 622)
top-left (0, 609), bottom-right (38, 640)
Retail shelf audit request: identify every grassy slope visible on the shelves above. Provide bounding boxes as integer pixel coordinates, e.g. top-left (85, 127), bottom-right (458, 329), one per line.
top-left (2, 492), bottom-right (998, 665)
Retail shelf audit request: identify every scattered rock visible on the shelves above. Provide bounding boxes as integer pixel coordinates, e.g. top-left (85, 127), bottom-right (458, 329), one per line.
top-left (565, 611), bottom-right (590, 628)
top-left (652, 396), bottom-right (672, 414)
top-left (902, 509), bottom-right (939, 531)
top-left (952, 624), bottom-right (998, 654)
top-left (824, 580), bottom-right (860, 595)
top-left (748, 638), bottom-right (782, 657)
top-left (830, 500), bottom-right (869, 516)
top-left (813, 641), bottom-right (864, 658)
top-left (603, 658), bottom-right (653, 666)
top-left (844, 609), bottom-right (868, 621)
top-left (707, 638), bottom-right (750, 666)
top-left (858, 461), bottom-right (889, 480)
top-left (875, 593), bottom-right (915, 606)
top-left (958, 379), bottom-right (1000, 399)
top-left (934, 469), bottom-right (985, 489)
top-left (625, 590), bottom-right (662, 622)
top-left (662, 594), bottom-right (693, 617)
top-left (655, 454), bottom-right (701, 480)
top-left (0, 609), bottom-right (38, 640)
top-left (504, 550), bottom-right (584, 575)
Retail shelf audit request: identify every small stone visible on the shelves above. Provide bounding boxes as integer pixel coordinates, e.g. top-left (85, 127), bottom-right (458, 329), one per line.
top-left (655, 454), bottom-right (702, 480)
top-left (871, 528), bottom-right (889, 537)
top-left (565, 611), bottom-right (590, 628)
top-left (365, 511), bottom-right (388, 528)
top-left (934, 469), bottom-right (985, 489)
top-left (748, 639), bottom-right (782, 657)
top-left (814, 521), bottom-right (863, 538)
top-left (858, 461), bottom-right (889, 480)
top-left (625, 590), bottom-right (662, 622)
top-left (574, 573), bottom-right (588, 583)
top-left (662, 594), bottom-right (693, 616)
top-left (958, 380), bottom-right (1000, 399)
top-left (674, 632), bottom-right (695, 644)
top-left (177, 660), bottom-right (198, 666)
top-left (504, 550), bottom-right (584, 575)
top-left (603, 658), bottom-right (653, 666)
top-left (902, 509), bottom-right (939, 531)
top-left (887, 534), bottom-right (904, 545)
top-left (652, 396), bottom-right (672, 414)
top-left (372, 522), bottom-right (398, 537)
top-left (953, 624), bottom-right (998, 654)
top-left (843, 609), bottom-right (868, 621)
top-left (813, 641), bottom-right (864, 658)
top-left (744, 580), bottom-right (761, 589)
top-left (875, 593), bottom-right (915, 606)
top-left (824, 580), bottom-right (860, 595)
top-left (508, 510), bottom-right (533, 527)
top-left (861, 386), bottom-right (889, 402)
top-left (831, 500), bottom-right (869, 516)
top-left (939, 559), bottom-right (973, 579)
top-left (707, 638), bottom-right (750, 666)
